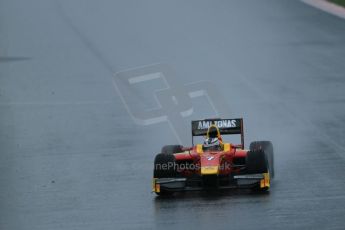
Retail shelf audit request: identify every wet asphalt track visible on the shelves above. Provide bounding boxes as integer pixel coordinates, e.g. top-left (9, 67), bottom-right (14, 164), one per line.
top-left (1, 0), bottom-right (345, 229)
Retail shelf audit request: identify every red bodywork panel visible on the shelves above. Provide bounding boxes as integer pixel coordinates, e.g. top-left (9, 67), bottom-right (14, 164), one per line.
top-left (173, 144), bottom-right (248, 176)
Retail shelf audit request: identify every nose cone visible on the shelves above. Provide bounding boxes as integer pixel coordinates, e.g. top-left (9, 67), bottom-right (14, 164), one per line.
top-left (200, 153), bottom-right (220, 175)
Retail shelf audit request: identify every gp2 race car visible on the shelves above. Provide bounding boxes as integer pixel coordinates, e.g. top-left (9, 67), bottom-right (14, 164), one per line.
top-left (152, 118), bottom-right (274, 195)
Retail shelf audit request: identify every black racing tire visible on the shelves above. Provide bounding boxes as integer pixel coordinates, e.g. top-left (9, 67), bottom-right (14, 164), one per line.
top-left (246, 149), bottom-right (268, 174)
top-left (153, 153), bottom-right (178, 178)
top-left (246, 149), bottom-right (270, 192)
top-left (249, 141), bottom-right (274, 178)
top-left (153, 153), bottom-right (178, 196)
top-left (161, 145), bottom-right (184, 155)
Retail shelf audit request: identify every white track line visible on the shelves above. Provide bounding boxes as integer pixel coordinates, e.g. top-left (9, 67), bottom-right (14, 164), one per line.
top-left (301, 0), bottom-right (345, 19)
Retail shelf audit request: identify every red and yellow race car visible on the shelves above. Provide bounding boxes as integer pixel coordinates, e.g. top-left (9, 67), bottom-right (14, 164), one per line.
top-left (152, 118), bottom-right (274, 195)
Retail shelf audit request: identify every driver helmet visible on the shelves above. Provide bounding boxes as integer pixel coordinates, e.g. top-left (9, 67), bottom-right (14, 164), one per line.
top-left (207, 124), bottom-right (222, 140)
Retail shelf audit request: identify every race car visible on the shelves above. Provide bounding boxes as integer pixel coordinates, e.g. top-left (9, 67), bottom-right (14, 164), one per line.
top-left (152, 118), bottom-right (274, 195)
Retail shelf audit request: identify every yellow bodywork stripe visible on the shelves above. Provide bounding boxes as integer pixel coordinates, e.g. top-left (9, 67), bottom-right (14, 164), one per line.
top-left (201, 166), bottom-right (219, 175)
top-left (223, 143), bottom-right (231, 152)
top-left (196, 144), bottom-right (203, 154)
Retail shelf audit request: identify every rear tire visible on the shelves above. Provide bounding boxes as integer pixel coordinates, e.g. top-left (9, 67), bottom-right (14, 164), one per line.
top-left (250, 141), bottom-right (274, 178)
top-left (161, 145), bottom-right (184, 155)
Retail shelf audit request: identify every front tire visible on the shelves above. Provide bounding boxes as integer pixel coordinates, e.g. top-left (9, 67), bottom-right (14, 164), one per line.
top-left (153, 153), bottom-right (178, 195)
top-left (246, 149), bottom-right (268, 174)
top-left (246, 149), bottom-right (270, 192)
top-left (154, 153), bottom-right (178, 178)
top-left (250, 141), bottom-right (274, 178)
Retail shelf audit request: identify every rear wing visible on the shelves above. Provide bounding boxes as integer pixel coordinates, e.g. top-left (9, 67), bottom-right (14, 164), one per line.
top-left (191, 118), bottom-right (244, 149)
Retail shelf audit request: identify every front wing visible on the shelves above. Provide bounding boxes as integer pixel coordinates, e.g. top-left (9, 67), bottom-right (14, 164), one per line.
top-left (152, 173), bottom-right (270, 193)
